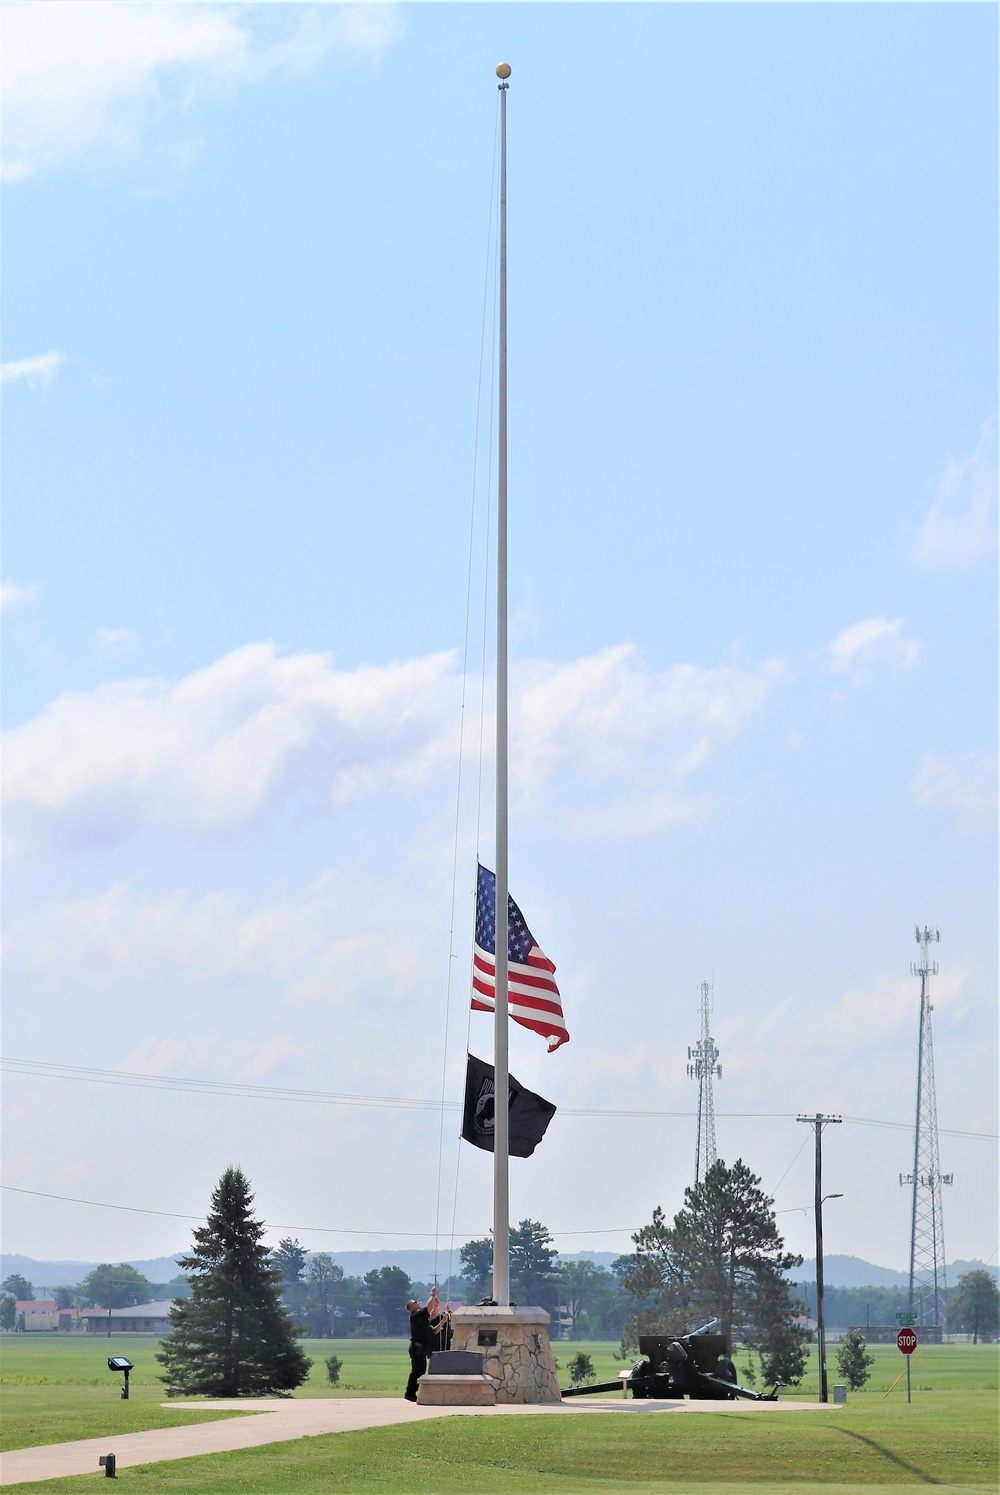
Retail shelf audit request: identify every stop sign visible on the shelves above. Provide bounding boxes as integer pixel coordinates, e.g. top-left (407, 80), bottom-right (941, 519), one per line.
top-left (897, 1328), bottom-right (918, 1355)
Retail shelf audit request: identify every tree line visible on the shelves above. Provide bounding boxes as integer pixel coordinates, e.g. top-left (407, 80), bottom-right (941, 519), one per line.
top-left (0, 1265), bottom-right (189, 1316)
top-left (790, 1273), bottom-right (999, 1339)
top-left (127, 1161), bottom-right (1000, 1398)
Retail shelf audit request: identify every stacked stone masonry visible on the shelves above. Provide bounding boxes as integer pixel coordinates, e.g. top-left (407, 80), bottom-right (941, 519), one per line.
top-left (448, 1306), bottom-right (562, 1405)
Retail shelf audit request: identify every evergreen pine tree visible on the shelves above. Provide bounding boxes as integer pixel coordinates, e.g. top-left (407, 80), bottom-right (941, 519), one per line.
top-left (620, 1158), bottom-right (810, 1384)
top-left (157, 1167), bottom-right (311, 1397)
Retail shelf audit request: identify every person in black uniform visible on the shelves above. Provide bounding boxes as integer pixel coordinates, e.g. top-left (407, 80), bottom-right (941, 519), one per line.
top-left (403, 1288), bottom-right (450, 1401)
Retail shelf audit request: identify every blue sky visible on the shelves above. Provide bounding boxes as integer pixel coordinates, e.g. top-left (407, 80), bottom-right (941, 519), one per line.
top-left (2, 1), bottom-right (996, 1276)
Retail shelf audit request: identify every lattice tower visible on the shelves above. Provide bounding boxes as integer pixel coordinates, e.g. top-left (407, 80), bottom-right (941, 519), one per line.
top-left (687, 980), bottom-right (722, 1187)
top-left (898, 927), bottom-right (953, 1327)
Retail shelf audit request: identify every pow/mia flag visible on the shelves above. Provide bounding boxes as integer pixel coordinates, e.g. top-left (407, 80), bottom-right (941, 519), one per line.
top-left (462, 1053), bottom-right (556, 1158)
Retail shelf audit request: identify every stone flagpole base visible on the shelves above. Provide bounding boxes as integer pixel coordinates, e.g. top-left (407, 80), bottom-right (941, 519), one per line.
top-left (425, 1305), bottom-right (561, 1405)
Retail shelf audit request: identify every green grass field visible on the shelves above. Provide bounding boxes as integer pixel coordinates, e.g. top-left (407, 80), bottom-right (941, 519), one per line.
top-left (2, 1334), bottom-right (997, 1492)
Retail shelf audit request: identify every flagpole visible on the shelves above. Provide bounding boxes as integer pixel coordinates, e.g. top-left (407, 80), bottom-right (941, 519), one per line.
top-left (493, 61), bottom-right (511, 1309)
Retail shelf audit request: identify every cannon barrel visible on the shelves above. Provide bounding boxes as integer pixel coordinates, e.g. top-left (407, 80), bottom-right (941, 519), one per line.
top-left (562, 1365), bottom-right (779, 1402)
top-left (561, 1379), bottom-right (629, 1397)
top-left (699, 1373), bottom-right (778, 1402)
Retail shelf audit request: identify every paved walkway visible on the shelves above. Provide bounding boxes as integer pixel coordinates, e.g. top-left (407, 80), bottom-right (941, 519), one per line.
top-left (1, 1395), bottom-right (838, 1486)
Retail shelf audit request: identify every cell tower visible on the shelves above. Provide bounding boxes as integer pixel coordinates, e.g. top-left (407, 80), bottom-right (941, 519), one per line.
top-left (687, 980), bottom-right (722, 1186)
top-left (898, 926), bottom-right (953, 1327)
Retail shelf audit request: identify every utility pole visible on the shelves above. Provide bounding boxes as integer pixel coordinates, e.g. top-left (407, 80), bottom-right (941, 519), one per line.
top-left (797, 1113), bottom-right (842, 1403)
top-left (687, 980), bottom-right (722, 1187)
top-left (899, 926), bottom-right (953, 1328)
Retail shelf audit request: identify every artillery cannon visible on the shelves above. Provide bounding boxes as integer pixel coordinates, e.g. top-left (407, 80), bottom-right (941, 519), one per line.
top-left (561, 1319), bottom-right (779, 1402)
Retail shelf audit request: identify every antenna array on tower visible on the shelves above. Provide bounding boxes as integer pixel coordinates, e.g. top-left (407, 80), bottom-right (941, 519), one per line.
top-left (899, 926), bottom-right (953, 1327)
top-left (687, 980), bottom-right (722, 1187)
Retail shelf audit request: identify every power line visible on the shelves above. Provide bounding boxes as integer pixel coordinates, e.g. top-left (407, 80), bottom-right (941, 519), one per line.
top-left (0, 1184), bottom-right (635, 1240)
top-left (2, 1057), bottom-right (995, 1138)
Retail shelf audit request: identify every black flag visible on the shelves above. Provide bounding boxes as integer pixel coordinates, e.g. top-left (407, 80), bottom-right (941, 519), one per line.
top-left (462, 1053), bottom-right (556, 1158)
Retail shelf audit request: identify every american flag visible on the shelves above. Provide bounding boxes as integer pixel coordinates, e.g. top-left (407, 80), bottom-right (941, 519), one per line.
top-left (472, 863), bottom-right (569, 1051)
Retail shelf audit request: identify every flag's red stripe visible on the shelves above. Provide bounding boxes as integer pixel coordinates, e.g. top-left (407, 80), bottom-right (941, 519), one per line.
top-left (471, 999), bottom-right (570, 1049)
top-left (472, 969), bottom-right (562, 1008)
top-left (473, 951), bottom-right (560, 995)
top-left (527, 951), bottom-right (557, 974)
top-left (471, 938), bottom-right (568, 1047)
top-left (472, 988), bottom-right (566, 1022)
top-left (472, 973), bottom-right (566, 1016)
top-left (474, 944), bottom-right (556, 976)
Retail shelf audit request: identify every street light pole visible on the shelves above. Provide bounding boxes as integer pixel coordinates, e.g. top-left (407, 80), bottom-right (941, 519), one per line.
top-left (798, 1114), bottom-right (842, 1403)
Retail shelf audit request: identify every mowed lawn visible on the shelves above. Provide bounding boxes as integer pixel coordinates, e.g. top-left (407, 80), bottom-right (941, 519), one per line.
top-left (1, 1335), bottom-right (997, 1492)
top-left (4, 1394), bottom-right (998, 1493)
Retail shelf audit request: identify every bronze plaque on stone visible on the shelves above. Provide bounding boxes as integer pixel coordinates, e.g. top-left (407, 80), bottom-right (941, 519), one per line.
top-left (477, 1329), bottom-right (498, 1347)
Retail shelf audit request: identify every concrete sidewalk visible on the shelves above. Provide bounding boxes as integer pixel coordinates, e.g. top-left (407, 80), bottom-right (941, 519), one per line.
top-left (1, 1395), bottom-right (838, 1486)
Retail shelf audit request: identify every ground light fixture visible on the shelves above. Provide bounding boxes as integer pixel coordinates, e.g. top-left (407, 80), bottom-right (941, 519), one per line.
top-left (108, 1356), bottom-right (133, 1399)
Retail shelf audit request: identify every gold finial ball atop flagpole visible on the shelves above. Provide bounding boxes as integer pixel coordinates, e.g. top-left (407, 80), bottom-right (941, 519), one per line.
top-left (495, 63), bottom-right (512, 79)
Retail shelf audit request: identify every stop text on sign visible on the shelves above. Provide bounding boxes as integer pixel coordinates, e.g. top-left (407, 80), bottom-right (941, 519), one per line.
top-left (897, 1328), bottom-right (918, 1355)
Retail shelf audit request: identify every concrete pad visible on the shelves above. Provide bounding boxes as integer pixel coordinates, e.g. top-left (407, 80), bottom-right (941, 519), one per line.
top-left (0, 1394), bottom-right (842, 1486)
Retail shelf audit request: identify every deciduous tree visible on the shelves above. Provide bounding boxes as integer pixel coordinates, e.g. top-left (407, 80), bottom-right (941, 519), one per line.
top-left (305, 1253), bottom-right (348, 1337)
top-left (79, 1264), bottom-right (152, 1309)
top-left (460, 1238), bottom-right (493, 1302)
top-left (945, 1271), bottom-right (999, 1344)
top-left (835, 1328), bottom-right (875, 1389)
top-left (362, 1266), bottom-right (412, 1336)
top-left (556, 1260), bottom-right (626, 1338)
top-left (2, 1275), bottom-right (32, 1302)
top-left (157, 1166), bottom-right (311, 1397)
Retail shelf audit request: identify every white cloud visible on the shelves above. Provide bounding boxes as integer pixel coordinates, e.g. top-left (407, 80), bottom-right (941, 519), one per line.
top-left (0, 580), bottom-right (39, 613)
top-left (512, 645), bottom-right (785, 835)
top-left (912, 750), bottom-right (998, 831)
top-left (826, 617), bottom-right (920, 688)
top-left (2, 870), bottom-right (431, 1010)
top-left (0, 352), bottom-right (64, 387)
top-left (2, 642), bottom-right (461, 850)
top-left (912, 417), bottom-right (998, 568)
top-left (2, 640), bottom-right (787, 851)
top-left (0, 2), bottom-right (403, 181)
top-left (515, 644), bottom-right (785, 790)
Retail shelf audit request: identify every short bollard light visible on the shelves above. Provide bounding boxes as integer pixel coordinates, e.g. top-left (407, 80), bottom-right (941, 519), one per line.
top-left (108, 1356), bottom-right (134, 1400)
top-left (98, 1453), bottom-right (117, 1478)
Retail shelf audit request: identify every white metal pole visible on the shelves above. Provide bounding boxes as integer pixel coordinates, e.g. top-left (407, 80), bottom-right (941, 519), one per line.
top-left (493, 62), bottom-right (511, 1308)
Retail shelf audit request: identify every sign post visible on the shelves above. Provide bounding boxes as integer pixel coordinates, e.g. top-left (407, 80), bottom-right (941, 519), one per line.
top-left (897, 1327), bottom-right (917, 1404)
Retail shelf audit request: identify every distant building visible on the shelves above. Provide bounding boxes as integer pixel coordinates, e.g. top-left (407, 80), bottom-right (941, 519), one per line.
top-left (84, 1299), bottom-right (176, 1334)
top-left (14, 1299), bottom-right (79, 1332)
